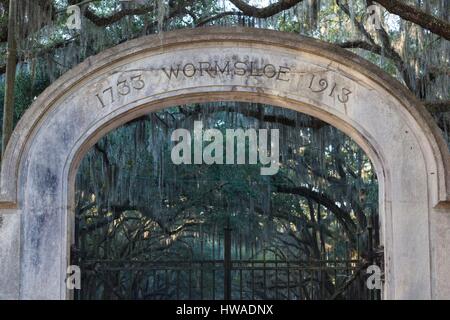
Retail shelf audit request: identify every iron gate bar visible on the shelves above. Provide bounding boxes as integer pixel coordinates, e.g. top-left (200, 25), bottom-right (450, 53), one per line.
top-left (80, 259), bottom-right (362, 264)
top-left (224, 223), bottom-right (232, 300)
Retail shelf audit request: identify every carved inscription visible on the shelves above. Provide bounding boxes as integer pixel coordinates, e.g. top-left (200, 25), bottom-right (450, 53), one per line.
top-left (93, 59), bottom-right (353, 108)
top-left (161, 61), bottom-right (291, 81)
top-left (308, 74), bottom-right (352, 103)
top-left (95, 74), bottom-right (145, 108)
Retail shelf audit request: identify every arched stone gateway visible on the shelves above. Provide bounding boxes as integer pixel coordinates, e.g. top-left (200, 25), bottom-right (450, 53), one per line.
top-left (0, 27), bottom-right (449, 300)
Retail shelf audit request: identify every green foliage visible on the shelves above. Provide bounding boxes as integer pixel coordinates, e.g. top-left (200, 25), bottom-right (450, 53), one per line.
top-left (0, 67), bottom-right (50, 127)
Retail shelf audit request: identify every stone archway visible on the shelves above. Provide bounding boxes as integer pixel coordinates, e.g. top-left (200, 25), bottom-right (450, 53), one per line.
top-left (0, 27), bottom-right (449, 300)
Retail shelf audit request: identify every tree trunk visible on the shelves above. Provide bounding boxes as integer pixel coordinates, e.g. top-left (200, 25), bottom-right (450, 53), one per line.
top-left (2, 0), bottom-right (17, 158)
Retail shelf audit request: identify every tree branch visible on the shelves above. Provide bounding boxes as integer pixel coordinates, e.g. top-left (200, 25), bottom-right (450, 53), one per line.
top-left (0, 36), bottom-right (79, 74)
top-left (339, 40), bottom-right (382, 55)
top-left (81, 0), bottom-right (193, 27)
top-left (196, 11), bottom-right (241, 26)
top-left (229, 0), bottom-right (305, 19)
top-left (274, 185), bottom-right (357, 236)
top-left (179, 104), bottom-right (326, 128)
top-left (375, 0), bottom-right (450, 40)
top-left (83, 5), bottom-right (156, 27)
top-left (424, 100), bottom-right (450, 114)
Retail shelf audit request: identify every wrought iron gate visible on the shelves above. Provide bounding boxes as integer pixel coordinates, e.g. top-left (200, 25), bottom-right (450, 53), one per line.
top-left (73, 218), bottom-right (383, 300)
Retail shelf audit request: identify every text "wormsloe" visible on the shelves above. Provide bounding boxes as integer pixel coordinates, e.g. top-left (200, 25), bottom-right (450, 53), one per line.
top-left (171, 121), bottom-right (280, 175)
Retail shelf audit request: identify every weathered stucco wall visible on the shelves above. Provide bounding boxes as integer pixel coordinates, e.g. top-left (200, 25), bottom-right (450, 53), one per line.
top-left (0, 27), bottom-right (449, 300)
